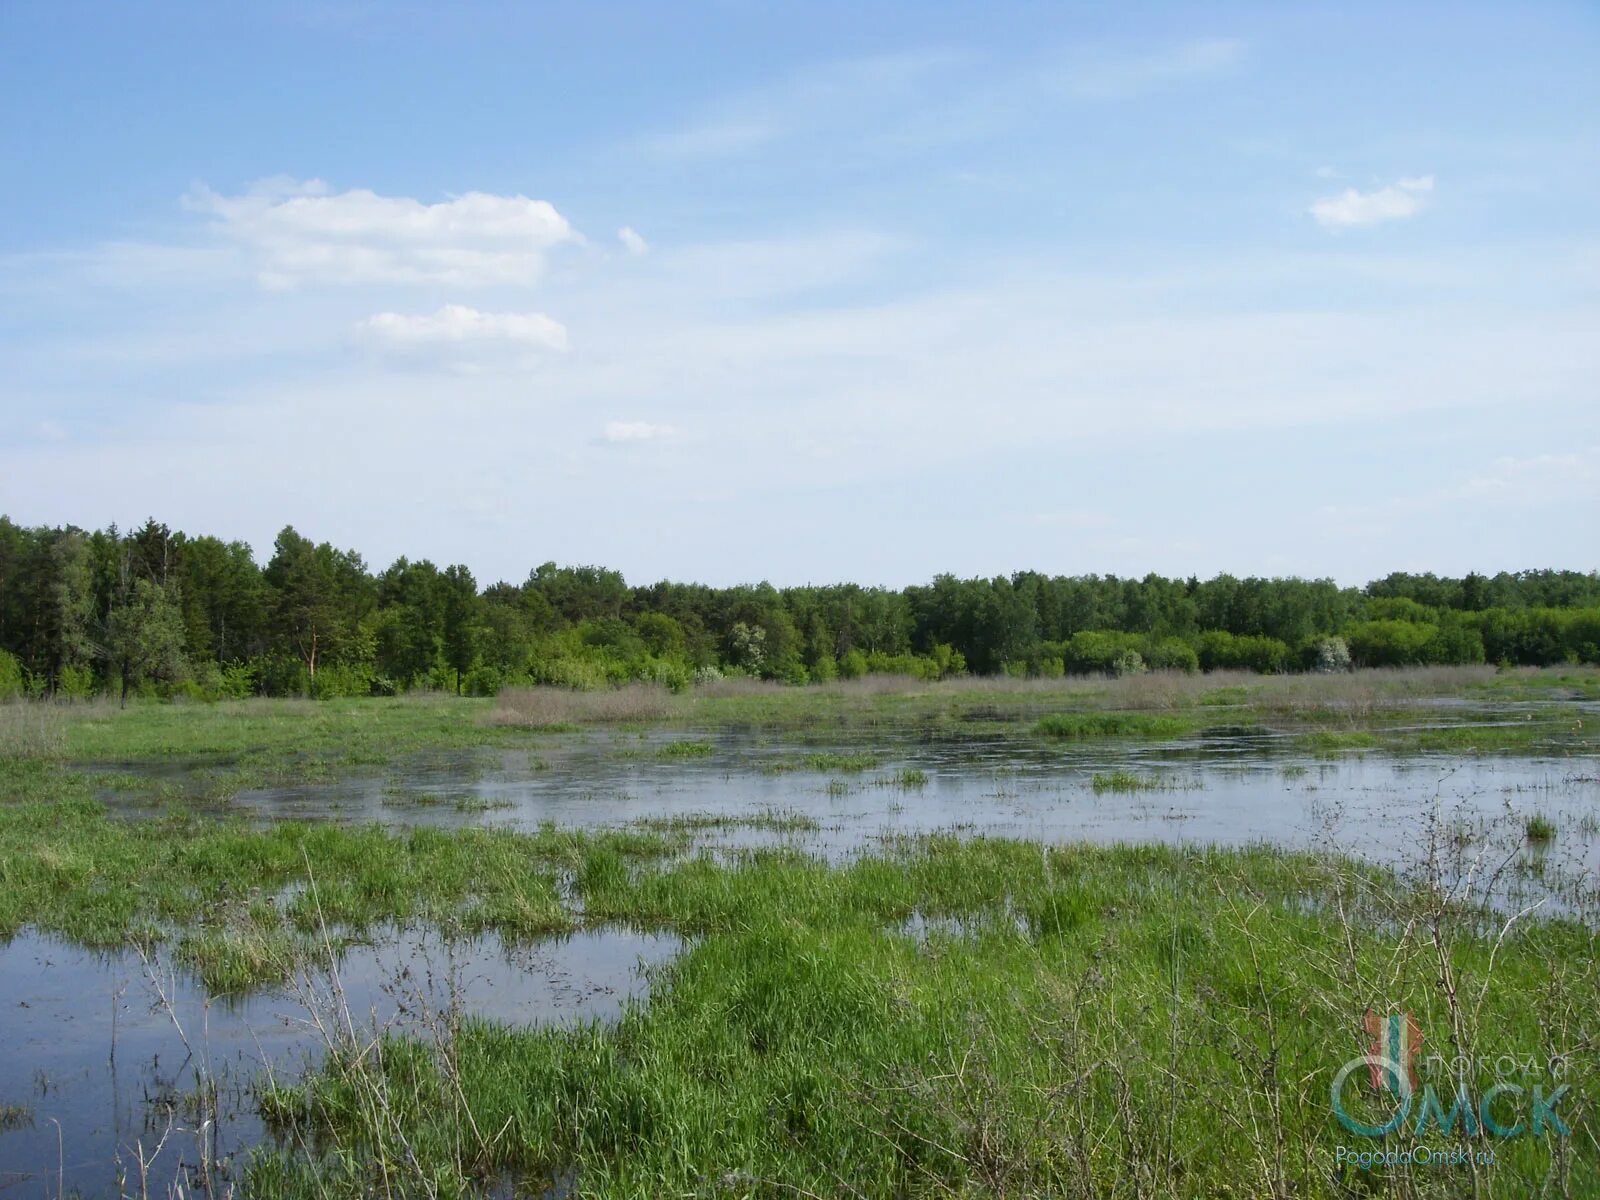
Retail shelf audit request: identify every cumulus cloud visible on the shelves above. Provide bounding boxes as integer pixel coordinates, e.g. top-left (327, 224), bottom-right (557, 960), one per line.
top-left (185, 178), bottom-right (580, 288)
top-left (601, 420), bottom-right (679, 443)
top-left (618, 226), bottom-right (649, 256)
top-left (359, 304), bottom-right (569, 350)
top-left (1310, 176), bottom-right (1434, 229)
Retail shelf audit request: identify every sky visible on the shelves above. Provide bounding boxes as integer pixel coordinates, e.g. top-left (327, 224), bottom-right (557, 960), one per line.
top-left (1, 1), bottom-right (1596, 589)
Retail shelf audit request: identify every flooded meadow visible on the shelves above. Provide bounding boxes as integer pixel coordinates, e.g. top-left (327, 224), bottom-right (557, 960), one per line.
top-left (1, 677), bottom-right (1597, 1196)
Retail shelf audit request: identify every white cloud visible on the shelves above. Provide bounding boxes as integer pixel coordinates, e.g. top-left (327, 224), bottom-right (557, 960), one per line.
top-left (618, 226), bottom-right (649, 256)
top-left (359, 305), bottom-right (569, 350)
top-left (185, 179), bottom-right (580, 288)
top-left (601, 420), bottom-right (679, 443)
top-left (1310, 176), bottom-right (1434, 229)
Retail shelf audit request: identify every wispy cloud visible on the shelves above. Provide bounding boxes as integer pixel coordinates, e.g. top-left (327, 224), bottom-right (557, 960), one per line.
top-left (617, 226), bottom-right (649, 256)
top-left (645, 120), bottom-right (775, 160)
top-left (1317, 447), bottom-right (1600, 524)
top-left (601, 420), bottom-right (679, 444)
top-left (1031, 509), bottom-right (1114, 529)
top-left (639, 49), bottom-right (962, 160)
top-left (184, 178), bottom-right (580, 288)
top-left (358, 305), bottom-right (569, 350)
top-left (1310, 176), bottom-right (1434, 229)
top-left (1059, 38), bottom-right (1245, 100)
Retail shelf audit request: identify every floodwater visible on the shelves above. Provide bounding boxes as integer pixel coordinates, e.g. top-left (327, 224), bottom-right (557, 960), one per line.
top-left (115, 722), bottom-right (1600, 871)
top-left (0, 927), bottom-right (679, 1197)
top-left (5, 707), bottom-right (1598, 1195)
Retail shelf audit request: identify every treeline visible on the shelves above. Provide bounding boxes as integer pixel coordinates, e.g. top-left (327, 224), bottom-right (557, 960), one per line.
top-left (0, 516), bottom-right (1597, 701)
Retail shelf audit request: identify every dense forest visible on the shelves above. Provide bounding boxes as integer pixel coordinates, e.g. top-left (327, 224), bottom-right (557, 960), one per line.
top-left (1, 516), bottom-right (1597, 701)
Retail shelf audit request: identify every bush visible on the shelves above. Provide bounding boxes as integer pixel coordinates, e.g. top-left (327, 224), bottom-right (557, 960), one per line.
top-left (1060, 631), bottom-right (1145, 675)
top-left (463, 665), bottom-right (503, 697)
top-left (1313, 636), bottom-right (1351, 673)
top-left (57, 664), bottom-right (97, 700)
top-left (1343, 620), bottom-right (1437, 668)
top-left (1112, 649), bottom-right (1147, 677)
top-left (641, 658), bottom-right (694, 693)
top-left (928, 643), bottom-right (967, 679)
top-left (0, 650), bottom-right (23, 701)
top-left (1196, 631), bottom-right (1290, 673)
top-left (308, 663), bottom-right (374, 700)
top-left (807, 654), bottom-right (838, 684)
top-left (253, 654), bottom-right (308, 697)
top-left (1473, 607), bottom-right (1600, 666)
top-left (1425, 621), bottom-right (1484, 666)
top-left (1143, 638), bottom-right (1199, 673)
top-left (837, 649), bottom-right (868, 680)
top-left (867, 652), bottom-right (939, 681)
top-left (527, 654), bottom-right (611, 691)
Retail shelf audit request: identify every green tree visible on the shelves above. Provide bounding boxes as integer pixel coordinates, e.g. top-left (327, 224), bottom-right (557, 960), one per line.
top-left (45, 530), bottom-right (97, 692)
top-left (105, 578), bottom-right (187, 705)
top-left (263, 527), bottom-right (372, 683)
top-left (440, 564), bottom-right (482, 695)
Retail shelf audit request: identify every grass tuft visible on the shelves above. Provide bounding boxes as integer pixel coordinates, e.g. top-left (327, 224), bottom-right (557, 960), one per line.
top-left (1035, 712), bottom-right (1188, 740)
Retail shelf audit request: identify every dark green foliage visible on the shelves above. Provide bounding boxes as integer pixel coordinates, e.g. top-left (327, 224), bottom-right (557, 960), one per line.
top-left (0, 513), bottom-right (1596, 697)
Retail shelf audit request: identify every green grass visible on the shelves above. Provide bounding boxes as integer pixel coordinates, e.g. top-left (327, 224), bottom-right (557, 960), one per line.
top-left (0, 1103), bottom-right (31, 1131)
top-left (633, 809), bottom-right (822, 835)
top-left (1299, 712), bottom-right (1587, 756)
top-left (1090, 770), bottom-right (1168, 794)
top-left (6, 667), bottom-right (1590, 792)
top-left (876, 767), bottom-right (929, 789)
top-left (248, 836), bottom-right (1599, 1199)
top-left (1035, 712), bottom-right (1189, 740)
top-left (1525, 814), bottom-right (1557, 843)
top-left (4, 681), bottom-right (1599, 1196)
top-left (653, 739), bottom-right (716, 759)
top-left (63, 695), bottom-right (510, 764)
top-left (761, 750), bottom-right (880, 774)
top-left (1301, 730), bottom-right (1383, 755)
top-left (0, 758), bottom-right (677, 986)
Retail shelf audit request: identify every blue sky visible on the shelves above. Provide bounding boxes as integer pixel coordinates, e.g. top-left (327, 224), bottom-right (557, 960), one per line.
top-left (1, 1), bottom-right (1596, 587)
